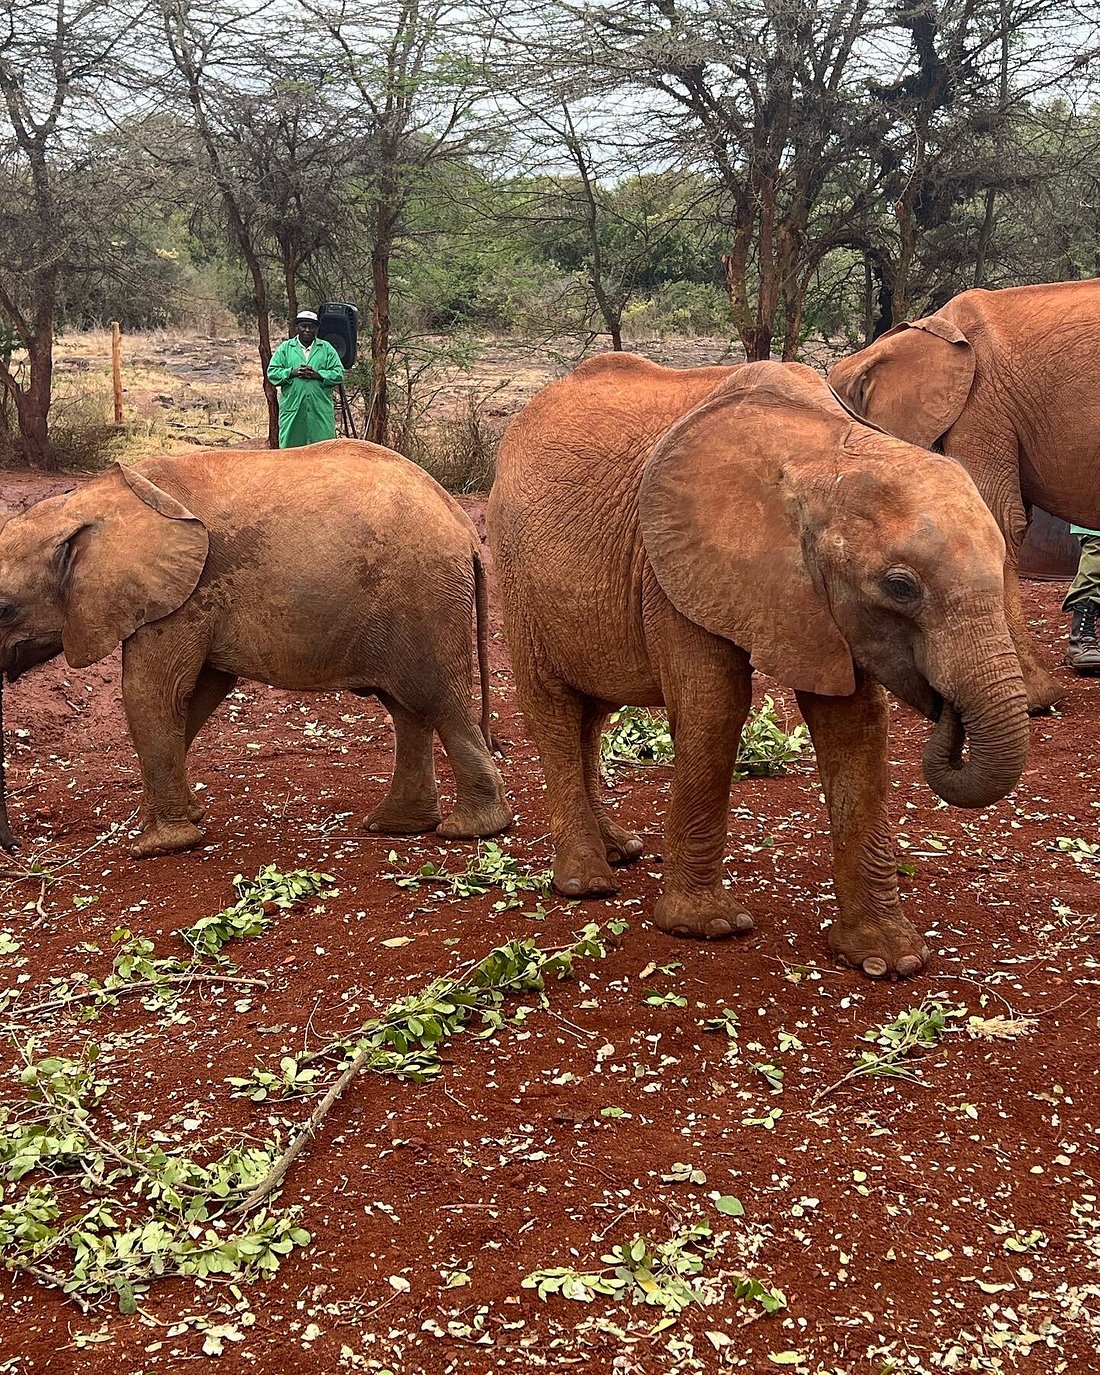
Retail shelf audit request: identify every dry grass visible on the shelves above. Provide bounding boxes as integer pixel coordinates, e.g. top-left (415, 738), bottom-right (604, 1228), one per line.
top-left (391, 390), bottom-right (502, 493)
top-left (6, 329), bottom-right (750, 486)
top-left (2, 330), bottom-right (271, 471)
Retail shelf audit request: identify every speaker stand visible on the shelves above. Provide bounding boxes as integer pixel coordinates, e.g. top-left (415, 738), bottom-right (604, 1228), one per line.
top-left (337, 384), bottom-right (357, 439)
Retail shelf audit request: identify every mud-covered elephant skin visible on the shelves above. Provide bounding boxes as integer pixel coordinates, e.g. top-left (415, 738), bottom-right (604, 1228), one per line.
top-left (488, 357), bottom-right (1029, 980)
top-left (0, 440), bottom-right (510, 857)
top-left (828, 279), bottom-right (1100, 713)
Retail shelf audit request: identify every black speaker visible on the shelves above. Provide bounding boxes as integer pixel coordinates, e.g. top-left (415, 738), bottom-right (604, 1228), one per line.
top-left (317, 301), bottom-right (359, 369)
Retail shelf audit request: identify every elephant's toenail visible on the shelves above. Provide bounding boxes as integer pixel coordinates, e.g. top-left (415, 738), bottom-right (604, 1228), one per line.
top-left (705, 918), bottom-right (733, 938)
top-left (561, 879), bottom-right (581, 895)
top-left (625, 839), bottom-right (643, 856)
top-left (862, 957), bottom-right (888, 978)
top-left (896, 954), bottom-right (923, 978)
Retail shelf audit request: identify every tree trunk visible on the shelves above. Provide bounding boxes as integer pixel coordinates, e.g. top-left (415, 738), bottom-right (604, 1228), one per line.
top-left (893, 191), bottom-right (917, 324)
top-left (368, 220), bottom-right (391, 447)
top-left (285, 249), bottom-right (299, 326)
top-left (14, 302), bottom-right (57, 469)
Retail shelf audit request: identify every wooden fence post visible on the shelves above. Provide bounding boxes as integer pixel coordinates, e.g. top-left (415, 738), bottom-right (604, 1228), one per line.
top-left (111, 322), bottom-right (123, 426)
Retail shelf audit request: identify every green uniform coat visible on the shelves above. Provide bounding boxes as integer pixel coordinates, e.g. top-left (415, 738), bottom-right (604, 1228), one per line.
top-left (267, 337), bottom-right (345, 448)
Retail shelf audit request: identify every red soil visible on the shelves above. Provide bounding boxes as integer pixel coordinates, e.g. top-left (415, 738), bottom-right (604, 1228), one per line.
top-left (1, 472), bottom-right (1099, 1374)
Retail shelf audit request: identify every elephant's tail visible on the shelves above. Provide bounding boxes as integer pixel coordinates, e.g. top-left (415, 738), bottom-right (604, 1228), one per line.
top-left (473, 549), bottom-right (495, 752)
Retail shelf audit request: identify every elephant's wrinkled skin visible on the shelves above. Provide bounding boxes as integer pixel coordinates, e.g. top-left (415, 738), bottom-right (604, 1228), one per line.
top-left (0, 441), bottom-right (510, 857)
top-left (828, 279), bottom-right (1100, 713)
top-left (488, 357), bottom-right (1029, 979)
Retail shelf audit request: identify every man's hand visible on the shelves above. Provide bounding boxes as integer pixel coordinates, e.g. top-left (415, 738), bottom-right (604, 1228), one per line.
top-left (297, 365), bottom-right (320, 380)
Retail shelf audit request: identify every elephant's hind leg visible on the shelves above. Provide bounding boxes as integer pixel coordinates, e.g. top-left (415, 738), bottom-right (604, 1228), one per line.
top-left (122, 632), bottom-right (205, 859)
top-left (433, 692), bottom-right (511, 839)
top-left (364, 699), bottom-right (443, 835)
top-left (796, 675), bottom-right (929, 980)
top-left (580, 702), bottom-right (644, 866)
top-left (517, 676), bottom-right (616, 896)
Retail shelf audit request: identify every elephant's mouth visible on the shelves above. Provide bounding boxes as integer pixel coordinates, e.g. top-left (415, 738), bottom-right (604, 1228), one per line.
top-left (3, 636), bottom-right (62, 683)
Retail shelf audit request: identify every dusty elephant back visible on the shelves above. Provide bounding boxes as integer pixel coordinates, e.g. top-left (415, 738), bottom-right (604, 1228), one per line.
top-left (489, 354), bottom-right (740, 700)
top-left (132, 439), bottom-right (480, 561)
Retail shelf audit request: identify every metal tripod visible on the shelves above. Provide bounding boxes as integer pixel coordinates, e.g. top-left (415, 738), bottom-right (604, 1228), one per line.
top-left (337, 384), bottom-right (357, 439)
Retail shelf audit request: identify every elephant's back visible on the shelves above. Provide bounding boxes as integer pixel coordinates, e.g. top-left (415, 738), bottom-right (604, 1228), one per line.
top-left (135, 441), bottom-right (479, 564)
top-left (492, 356), bottom-right (738, 529)
top-left (489, 355), bottom-right (738, 700)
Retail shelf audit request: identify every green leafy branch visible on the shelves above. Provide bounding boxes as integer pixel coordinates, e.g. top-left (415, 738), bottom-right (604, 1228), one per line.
top-left (523, 1219), bottom-right (785, 1320)
top-left (231, 924), bottom-right (611, 1103)
top-left (178, 866), bottom-right (336, 958)
top-left (2, 869), bottom-right (334, 1025)
top-left (599, 698), bottom-right (810, 782)
top-left (231, 924), bottom-right (617, 1216)
top-left (0, 1044), bottom-right (308, 1313)
top-left (813, 1000), bottom-right (965, 1104)
top-left (386, 841), bottom-right (552, 910)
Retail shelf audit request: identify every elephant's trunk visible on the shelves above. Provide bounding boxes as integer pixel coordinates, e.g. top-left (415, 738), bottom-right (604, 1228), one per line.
top-left (921, 650), bottom-right (1029, 809)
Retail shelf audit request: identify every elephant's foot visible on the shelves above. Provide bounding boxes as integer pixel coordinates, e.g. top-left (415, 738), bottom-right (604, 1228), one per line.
top-left (1024, 663), bottom-right (1063, 715)
top-left (653, 885), bottom-right (754, 940)
top-left (828, 911), bottom-right (929, 980)
top-left (363, 798), bottom-right (442, 835)
top-left (141, 790), bottom-right (204, 827)
top-left (552, 841), bottom-right (619, 898)
top-left (131, 819), bottom-right (202, 860)
top-left (437, 793), bottom-right (513, 840)
top-left (598, 815), bottom-right (644, 866)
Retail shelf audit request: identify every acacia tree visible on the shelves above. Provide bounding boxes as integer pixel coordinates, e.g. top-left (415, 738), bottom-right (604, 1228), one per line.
top-left (859, 0), bottom-right (1099, 327)
top-left (159, 0), bottom-right (287, 445)
top-left (299, 0), bottom-right (489, 444)
top-left (0, 0), bottom-right (150, 466)
top-left (494, 0), bottom-right (883, 360)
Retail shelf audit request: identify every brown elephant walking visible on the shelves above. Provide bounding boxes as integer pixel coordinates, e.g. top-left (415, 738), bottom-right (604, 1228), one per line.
top-left (0, 441), bottom-right (511, 856)
top-left (488, 357), bottom-right (1029, 979)
top-left (828, 279), bottom-right (1100, 713)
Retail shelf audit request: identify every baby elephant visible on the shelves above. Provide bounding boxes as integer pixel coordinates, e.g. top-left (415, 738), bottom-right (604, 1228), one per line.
top-left (0, 441), bottom-right (511, 857)
top-left (489, 358), bottom-right (1029, 979)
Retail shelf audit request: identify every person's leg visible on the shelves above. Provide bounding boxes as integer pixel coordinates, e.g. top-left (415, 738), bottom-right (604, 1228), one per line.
top-left (1063, 529), bottom-right (1100, 674)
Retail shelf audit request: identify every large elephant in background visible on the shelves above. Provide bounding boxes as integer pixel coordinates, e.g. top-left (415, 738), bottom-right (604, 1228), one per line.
top-left (828, 279), bottom-right (1100, 713)
top-left (0, 442), bottom-right (511, 856)
top-left (488, 356), bottom-right (1029, 980)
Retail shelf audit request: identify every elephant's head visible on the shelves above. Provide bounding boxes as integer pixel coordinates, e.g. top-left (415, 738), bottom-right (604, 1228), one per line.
top-left (826, 313), bottom-right (976, 448)
top-left (0, 463), bottom-right (208, 680)
top-left (639, 363), bottom-right (1028, 810)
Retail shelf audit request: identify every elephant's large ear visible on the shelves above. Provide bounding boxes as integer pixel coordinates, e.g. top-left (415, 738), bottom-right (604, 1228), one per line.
top-left (60, 465), bottom-right (209, 668)
top-left (639, 363), bottom-right (856, 697)
top-left (827, 315), bottom-right (975, 449)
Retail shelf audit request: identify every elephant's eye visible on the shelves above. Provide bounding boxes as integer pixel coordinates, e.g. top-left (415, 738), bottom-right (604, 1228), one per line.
top-left (882, 570), bottom-right (921, 604)
top-left (0, 602), bottom-right (17, 623)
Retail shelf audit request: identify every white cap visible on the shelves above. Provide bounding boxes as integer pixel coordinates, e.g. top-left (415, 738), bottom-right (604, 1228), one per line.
top-left (296, 310), bottom-right (318, 322)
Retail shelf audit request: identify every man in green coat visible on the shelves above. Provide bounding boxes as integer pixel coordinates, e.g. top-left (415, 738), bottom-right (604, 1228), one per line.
top-left (267, 311), bottom-right (345, 448)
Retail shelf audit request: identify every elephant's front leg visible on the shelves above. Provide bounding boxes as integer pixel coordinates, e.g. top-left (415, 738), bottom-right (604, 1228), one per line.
top-left (122, 636), bottom-right (204, 859)
top-left (796, 675), bottom-right (929, 979)
top-left (654, 636), bottom-right (754, 940)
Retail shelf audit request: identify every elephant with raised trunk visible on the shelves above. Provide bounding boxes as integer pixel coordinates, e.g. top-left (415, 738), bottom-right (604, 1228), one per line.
top-left (0, 441), bottom-right (511, 857)
top-left (488, 357), bottom-right (1029, 979)
top-left (828, 279), bottom-right (1100, 713)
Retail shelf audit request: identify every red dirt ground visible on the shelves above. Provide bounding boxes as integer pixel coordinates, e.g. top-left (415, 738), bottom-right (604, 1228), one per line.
top-left (1, 472), bottom-right (1099, 1375)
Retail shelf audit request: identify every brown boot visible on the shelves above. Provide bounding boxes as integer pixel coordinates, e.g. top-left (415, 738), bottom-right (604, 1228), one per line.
top-left (1066, 603), bottom-right (1100, 674)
